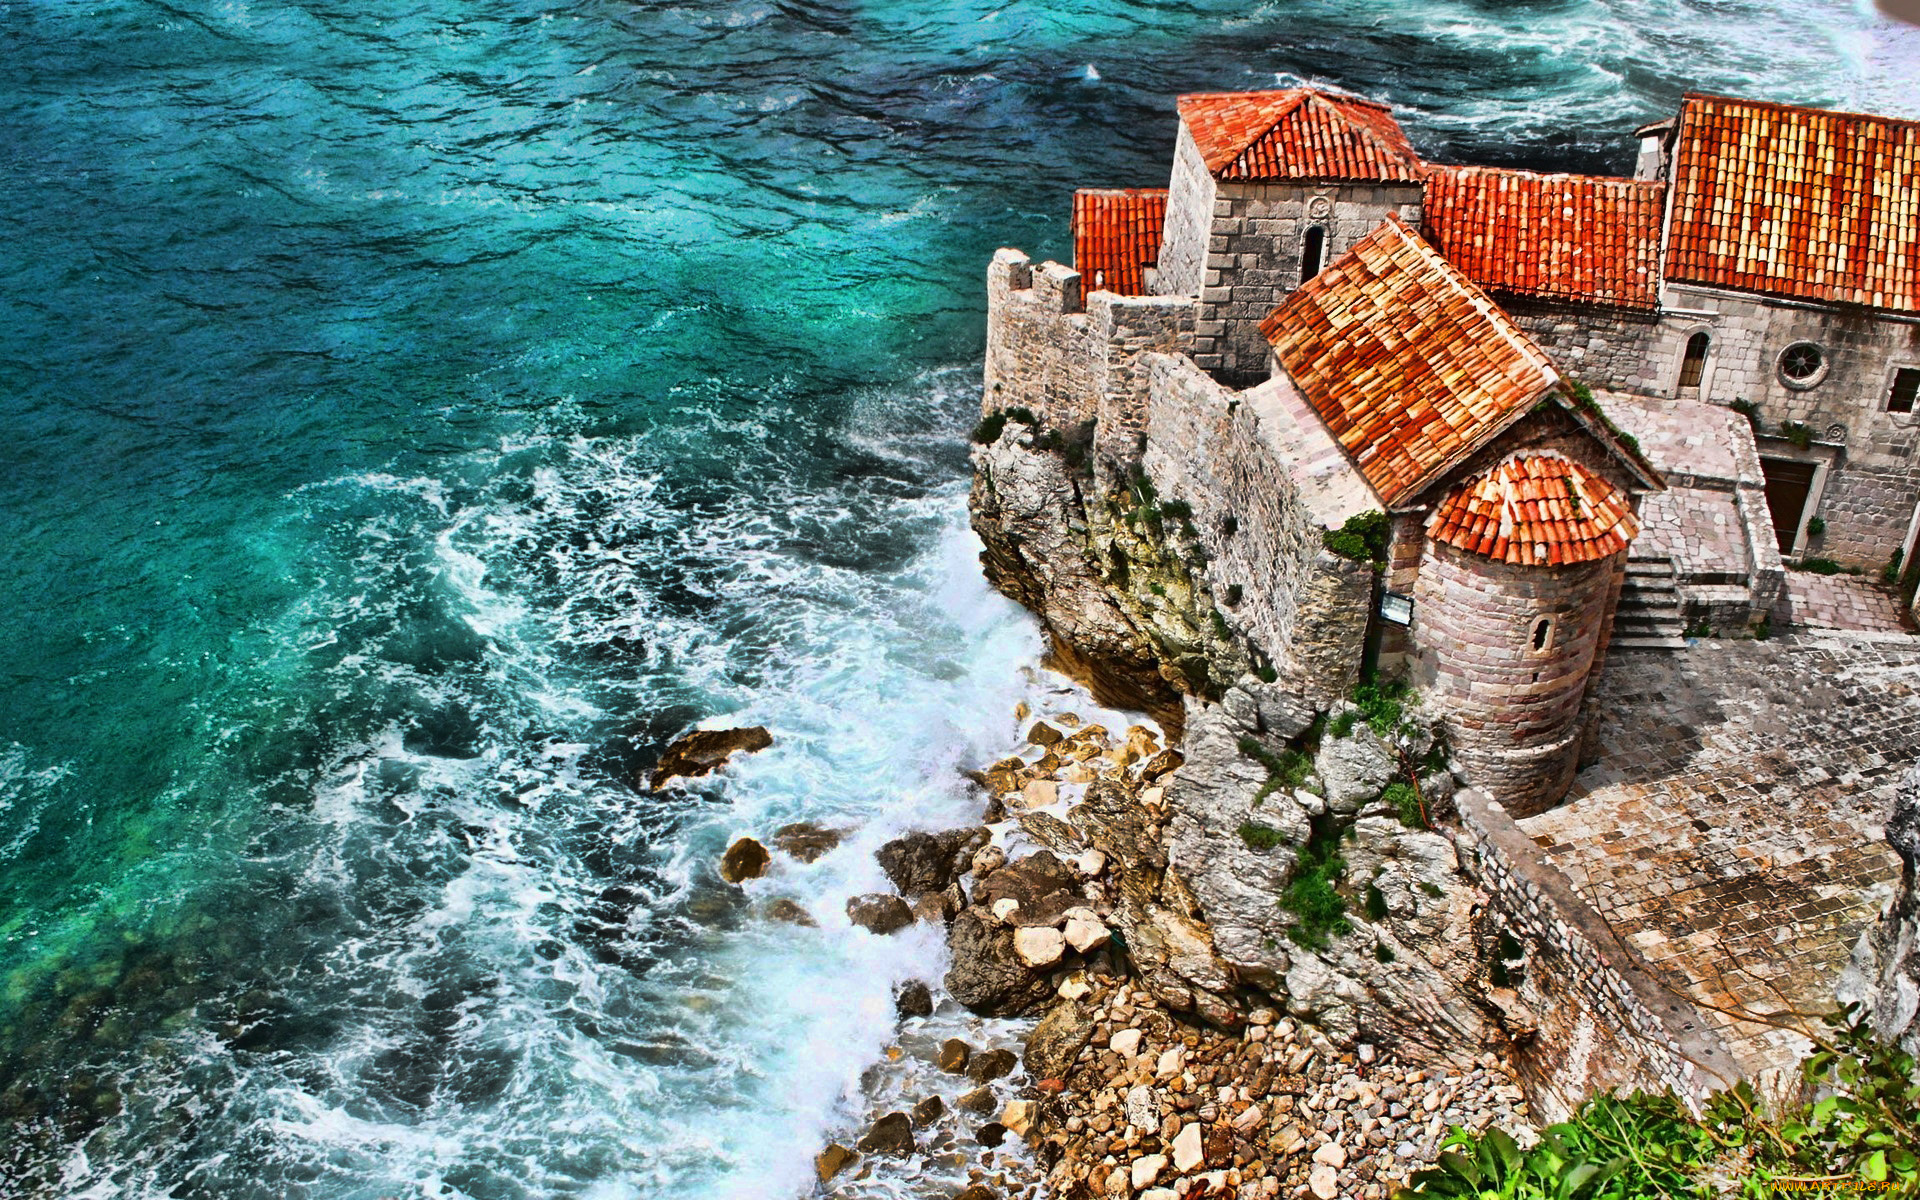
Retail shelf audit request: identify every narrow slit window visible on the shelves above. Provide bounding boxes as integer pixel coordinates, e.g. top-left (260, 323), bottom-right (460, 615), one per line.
top-left (1301, 226), bottom-right (1326, 283)
top-left (1890, 367), bottom-right (1920, 414)
top-left (1530, 617), bottom-right (1553, 652)
top-left (1678, 332), bottom-right (1709, 389)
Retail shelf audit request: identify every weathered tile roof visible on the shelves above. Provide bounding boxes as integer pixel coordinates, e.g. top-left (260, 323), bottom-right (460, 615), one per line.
top-left (1259, 214), bottom-right (1562, 508)
top-left (1176, 89), bottom-right (1422, 182)
top-left (1422, 165), bottom-right (1665, 311)
top-left (1072, 189), bottom-right (1168, 296)
top-left (1666, 94), bottom-right (1920, 315)
top-left (1429, 452), bottom-right (1639, 566)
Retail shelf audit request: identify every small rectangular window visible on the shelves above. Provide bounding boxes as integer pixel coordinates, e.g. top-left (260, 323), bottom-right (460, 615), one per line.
top-left (1890, 367), bottom-right (1920, 415)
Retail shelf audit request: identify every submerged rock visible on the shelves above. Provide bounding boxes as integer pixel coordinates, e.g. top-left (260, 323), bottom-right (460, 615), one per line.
top-left (761, 897), bottom-right (816, 926)
top-left (894, 980), bottom-right (933, 1019)
top-left (718, 837), bottom-right (769, 884)
top-left (846, 894), bottom-right (914, 935)
top-left (770, 822), bottom-right (843, 863)
top-left (648, 726), bottom-right (772, 791)
top-left (815, 1143), bottom-right (857, 1182)
top-left (856, 1111), bottom-right (915, 1156)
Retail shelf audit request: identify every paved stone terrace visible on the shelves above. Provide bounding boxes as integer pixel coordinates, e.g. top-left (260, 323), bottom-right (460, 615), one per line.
top-left (1516, 634), bottom-right (1920, 1080)
top-left (1772, 571), bottom-right (1916, 634)
top-left (1637, 487), bottom-right (1748, 581)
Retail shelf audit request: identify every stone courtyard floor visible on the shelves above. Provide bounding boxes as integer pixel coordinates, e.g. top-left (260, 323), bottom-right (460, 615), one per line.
top-left (1516, 631), bottom-right (1920, 1081)
top-left (1772, 571), bottom-right (1915, 633)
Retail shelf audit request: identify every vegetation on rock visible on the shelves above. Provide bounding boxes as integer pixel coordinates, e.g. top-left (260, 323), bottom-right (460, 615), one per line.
top-left (1397, 1004), bottom-right (1920, 1198)
top-left (1323, 509), bottom-right (1391, 564)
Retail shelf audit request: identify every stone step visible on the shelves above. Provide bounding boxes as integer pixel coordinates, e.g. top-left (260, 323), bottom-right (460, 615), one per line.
top-left (1611, 634), bottom-right (1689, 651)
top-left (1619, 583), bottom-right (1679, 602)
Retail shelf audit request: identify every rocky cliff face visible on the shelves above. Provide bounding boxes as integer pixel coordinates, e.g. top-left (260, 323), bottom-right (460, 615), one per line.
top-left (1840, 764), bottom-right (1920, 1054)
top-left (968, 424), bottom-right (1505, 1068)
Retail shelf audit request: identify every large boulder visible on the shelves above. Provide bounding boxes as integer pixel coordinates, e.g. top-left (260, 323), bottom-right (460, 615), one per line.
top-left (1024, 1000), bottom-right (1094, 1081)
top-left (876, 828), bottom-right (989, 897)
top-left (649, 726), bottom-right (773, 791)
top-left (944, 909), bottom-right (1054, 1016)
top-left (1316, 723), bottom-right (1395, 813)
top-left (846, 894), bottom-right (914, 935)
top-left (973, 851), bottom-right (1081, 928)
top-left (719, 837), bottom-right (770, 884)
top-left (856, 1111), bottom-right (915, 1157)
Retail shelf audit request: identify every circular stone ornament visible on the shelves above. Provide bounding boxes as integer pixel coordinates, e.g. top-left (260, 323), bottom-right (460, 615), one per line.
top-left (1777, 341), bottom-right (1830, 389)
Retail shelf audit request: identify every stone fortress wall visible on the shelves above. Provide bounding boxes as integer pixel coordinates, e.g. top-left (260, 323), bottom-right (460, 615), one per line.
top-left (1453, 788), bottom-right (1741, 1120)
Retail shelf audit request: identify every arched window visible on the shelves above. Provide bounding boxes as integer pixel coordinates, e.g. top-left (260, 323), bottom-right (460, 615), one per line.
top-left (1301, 226), bottom-right (1326, 283)
top-left (1678, 332), bottom-right (1709, 389)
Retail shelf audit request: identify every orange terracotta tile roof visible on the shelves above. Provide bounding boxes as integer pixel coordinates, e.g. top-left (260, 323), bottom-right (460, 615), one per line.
top-left (1176, 89), bottom-right (1422, 182)
top-left (1428, 452), bottom-right (1639, 566)
top-left (1665, 94), bottom-right (1920, 315)
top-left (1072, 188), bottom-right (1168, 296)
top-left (1259, 214), bottom-right (1563, 508)
top-left (1422, 165), bottom-right (1665, 311)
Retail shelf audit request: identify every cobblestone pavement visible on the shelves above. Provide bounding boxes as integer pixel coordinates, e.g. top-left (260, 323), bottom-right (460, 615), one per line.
top-left (1772, 571), bottom-right (1915, 633)
top-left (1516, 633), bottom-right (1920, 1079)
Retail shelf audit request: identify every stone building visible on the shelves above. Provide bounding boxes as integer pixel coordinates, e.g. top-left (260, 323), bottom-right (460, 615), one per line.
top-left (984, 84), bottom-right (1917, 810)
top-left (1077, 87), bottom-right (1920, 574)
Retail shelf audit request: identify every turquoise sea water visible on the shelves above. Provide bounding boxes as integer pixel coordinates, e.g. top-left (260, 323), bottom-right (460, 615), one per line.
top-left (1, 1), bottom-right (1917, 1195)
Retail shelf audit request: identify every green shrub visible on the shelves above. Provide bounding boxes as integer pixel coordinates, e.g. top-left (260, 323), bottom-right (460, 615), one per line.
top-left (1237, 821), bottom-right (1284, 851)
top-left (1323, 510), bottom-right (1391, 564)
top-left (1256, 663), bottom-right (1278, 684)
top-left (971, 411), bottom-right (1008, 444)
top-left (1221, 515), bottom-right (1239, 536)
top-left (1797, 557), bottom-right (1843, 575)
top-left (1381, 778), bottom-right (1425, 828)
top-left (1497, 930), bottom-right (1525, 961)
top-left (1160, 498), bottom-right (1193, 521)
top-left (1885, 548), bottom-right (1905, 585)
top-left (1239, 735), bottom-right (1313, 800)
top-left (1567, 381), bottom-right (1645, 459)
top-left (1399, 1005), bottom-right (1920, 1199)
top-left (1374, 942), bottom-right (1396, 964)
top-left (1353, 678), bottom-right (1414, 737)
top-left (1753, 618), bottom-right (1772, 641)
top-left (1210, 610), bottom-right (1232, 641)
top-left (970, 406), bottom-right (1039, 444)
top-left (1223, 583), bottom-right (1243, 607)
top-left (1807, 515), bottom-right (1826, 537)
top-left (1282, 818), bottom-right (1350, 950)
top-left (1779, 419), bottom-right (1815, 449)
top-left (1329, 710), bottom-right (1358, 739)
top-left (1364, 883), bottom-right (1389, 921)
top-left (1729, 398), bottom-right (1761, 428)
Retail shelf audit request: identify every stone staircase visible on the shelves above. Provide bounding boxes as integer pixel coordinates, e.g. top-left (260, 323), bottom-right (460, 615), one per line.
top-left (1612, 554), bottom-right (1687, 651)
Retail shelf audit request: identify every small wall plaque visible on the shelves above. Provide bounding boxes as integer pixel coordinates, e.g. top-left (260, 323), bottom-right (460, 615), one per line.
top-left (1379, 591), bottom-right (1413, 626)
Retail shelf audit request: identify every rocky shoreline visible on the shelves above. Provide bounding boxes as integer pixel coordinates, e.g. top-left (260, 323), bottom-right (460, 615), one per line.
top-left (685, 686), bottom-right (1537, 1200)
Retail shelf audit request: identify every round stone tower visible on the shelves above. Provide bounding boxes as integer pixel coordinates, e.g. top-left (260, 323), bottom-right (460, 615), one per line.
top-left (1410, 453), bottom-right (1640, 815)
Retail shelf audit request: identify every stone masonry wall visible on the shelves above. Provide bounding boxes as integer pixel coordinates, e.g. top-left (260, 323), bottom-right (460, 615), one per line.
top-left (1195, 181), bottom-right (1424, 384)
top-left (1654, 284), bottom-right (1920, 567)
top-left (1410, 541), bottom-right (1619, 816)
top-left (1454, 789), bottom-right (1741, 1121)
top-left (984, 249), bottom-right (1195, 464)
top-left (1503, 298), bottom-right (1662, 394)
top-left (1139, 353), bottom-right (1370, 707)
top-left (1150, 125), bottom-right (1216, 301)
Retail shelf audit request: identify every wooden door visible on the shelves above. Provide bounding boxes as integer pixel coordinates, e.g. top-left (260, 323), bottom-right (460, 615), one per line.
top-left (1761, 459), bottom-right (1817, 553)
